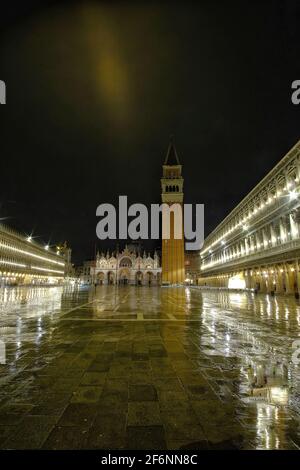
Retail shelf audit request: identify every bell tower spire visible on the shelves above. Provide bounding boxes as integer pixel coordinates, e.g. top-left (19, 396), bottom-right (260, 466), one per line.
top-left (164, 136), bottom-right (180, 165)
top-left (161, 138), bottom-right (185, 285)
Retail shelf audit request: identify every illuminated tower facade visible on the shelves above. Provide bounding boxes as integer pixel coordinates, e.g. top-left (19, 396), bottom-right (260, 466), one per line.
top-left (161, 140), bottom-right (185, 284)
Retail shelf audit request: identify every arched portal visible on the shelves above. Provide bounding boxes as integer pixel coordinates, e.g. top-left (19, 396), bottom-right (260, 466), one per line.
top-left (119, 257), bottom-right (132, 268)
top-left (119, 268), bottom-right (130, 285)
top-left (136, 271), bottom-right (143, 286)
top-left (97, 272), bottom-right (105, 285)
top-left (107, 271), bottom-right (115, 285)
top-left (146, 271), bottom-right (154, 286)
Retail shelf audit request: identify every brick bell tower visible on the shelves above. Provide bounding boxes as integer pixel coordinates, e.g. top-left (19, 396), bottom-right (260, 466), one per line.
top-left (161, 139), bottom-right (185, 285)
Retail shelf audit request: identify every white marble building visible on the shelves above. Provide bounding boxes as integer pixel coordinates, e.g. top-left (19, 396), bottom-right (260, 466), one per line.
top-left (91, 245), bottom-right (161, 285)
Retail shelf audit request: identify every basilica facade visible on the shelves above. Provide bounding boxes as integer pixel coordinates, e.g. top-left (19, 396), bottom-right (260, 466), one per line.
top-left (91, 245), bottom-right (161, 285)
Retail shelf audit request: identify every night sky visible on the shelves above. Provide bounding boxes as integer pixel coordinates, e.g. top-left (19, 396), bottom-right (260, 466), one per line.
top-left (0, 0), bottom-right (299, 264)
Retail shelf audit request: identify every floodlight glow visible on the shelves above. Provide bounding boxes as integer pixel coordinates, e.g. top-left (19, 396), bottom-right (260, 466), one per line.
top-left (228, 275), bottom-right (246, 289)
top-left (270, 386), bottom-right (288, 406)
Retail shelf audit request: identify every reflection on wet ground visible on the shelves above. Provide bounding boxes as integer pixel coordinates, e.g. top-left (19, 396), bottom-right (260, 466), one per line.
top-left (0, 285), bottom-right (300, 449)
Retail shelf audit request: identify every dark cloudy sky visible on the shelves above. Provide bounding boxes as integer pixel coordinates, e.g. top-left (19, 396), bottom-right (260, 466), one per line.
top-left (0, 0), bottom-right (299, 263)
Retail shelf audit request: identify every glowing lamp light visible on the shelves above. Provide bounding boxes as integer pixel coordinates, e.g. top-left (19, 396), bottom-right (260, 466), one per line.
top-left (228, 275), bottom-right (246, 289)
top-left (270, 386), bottom-right (289, 406)
top-left (45, 245), bottom-right (49, 250)
top-left (289, 190), bottom-right (298, 201)
top-left (27, 236), bottom-right (32, 242)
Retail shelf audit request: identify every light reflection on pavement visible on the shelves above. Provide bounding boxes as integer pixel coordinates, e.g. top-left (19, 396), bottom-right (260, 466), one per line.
top-left (0, 285), bottom-right (299, 449)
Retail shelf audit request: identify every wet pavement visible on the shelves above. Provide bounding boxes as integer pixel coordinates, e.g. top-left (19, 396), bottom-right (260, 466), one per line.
top-left (0, 285), bottom-right (300, 449)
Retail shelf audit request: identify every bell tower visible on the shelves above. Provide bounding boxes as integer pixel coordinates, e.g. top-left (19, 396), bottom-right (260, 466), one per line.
top-left (161, 139), bottom-right (185, 284)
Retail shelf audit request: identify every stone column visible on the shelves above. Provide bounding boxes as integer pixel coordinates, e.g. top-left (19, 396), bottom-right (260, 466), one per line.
top-left (262, 227), bottom-right (268, 249)
top-left (253, 268), bottom-right (260, 289)
top-left (276, 267), bottom-right (284, 294)
top-left (270, 224), bottom-right (277, 246)
top-left (250, 235), bottom-right (255, 252)
top-left (245, 269), bottom-right (251, 289)
top-left (295, 159), bottom-right (300, 182)
top-left (244, 238), bottom-right (249, 256)
top-left (284, 171), bottom-right (290, 190)
top-left (289, 213), bottom-right (299, 239)
top-left (269, 267), bottom-right (276, 292)
top-left (295, 260), bottom-right (300, 293)
top-left (284, 263), bottom-right (292, 294)
top-left (279, 217), bottom-right (287, 243)
top-left (288, 265), bottom-right (297, 293)
top-left (255, 231), bottom-right (261, 251)
top-left (240, 241), bottom-right (244, 257)
top-left (258, 268), bottom-right (266, 293)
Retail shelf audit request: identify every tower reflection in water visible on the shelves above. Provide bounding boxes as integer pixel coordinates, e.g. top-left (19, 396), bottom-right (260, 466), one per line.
top-left (199, 289), bottom-right (300, 449)
top-left (244, 361), bottom-right (290, 449)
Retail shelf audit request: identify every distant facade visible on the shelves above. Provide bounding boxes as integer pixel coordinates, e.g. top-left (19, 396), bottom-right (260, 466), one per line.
top-left (57, 241), bottom-right (75, 279)
top-left (91, 245), bottom-right (161, 285)
top-left (161, 140), bottom-right (185, 284)
top-left (77, 260), bottom-right (94, 284)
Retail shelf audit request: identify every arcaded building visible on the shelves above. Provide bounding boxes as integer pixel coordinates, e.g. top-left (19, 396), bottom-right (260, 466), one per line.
top-left (199, 140), bottom-right (300, 295)
top-left (0, 223), bottom-right (65, 285)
